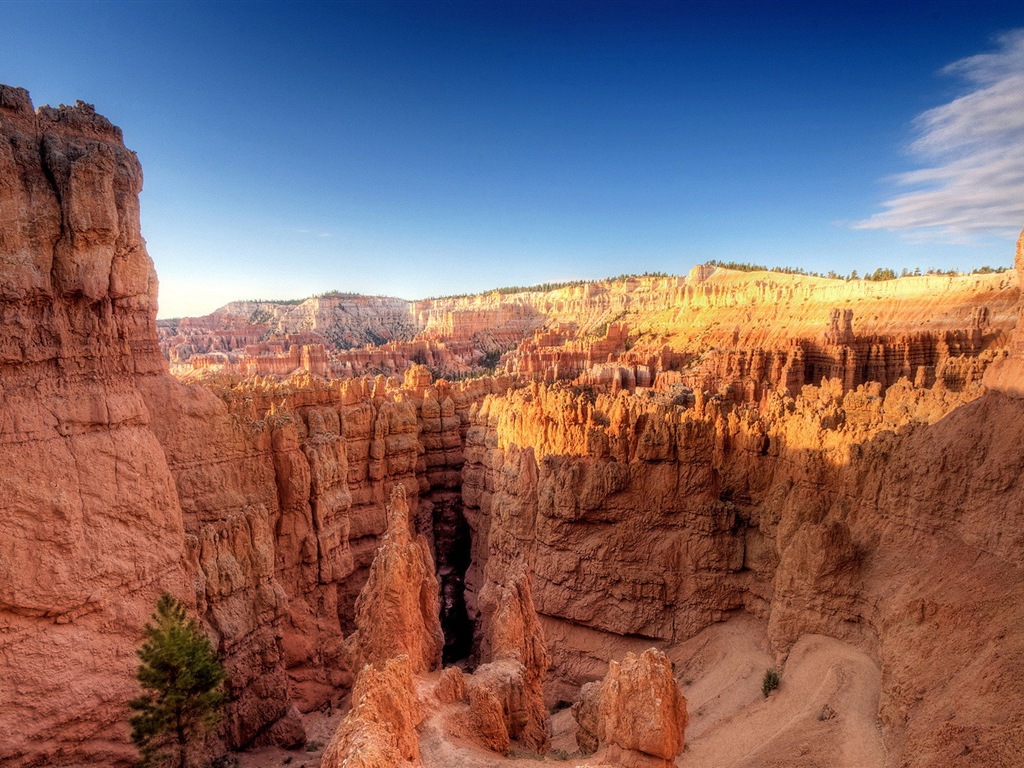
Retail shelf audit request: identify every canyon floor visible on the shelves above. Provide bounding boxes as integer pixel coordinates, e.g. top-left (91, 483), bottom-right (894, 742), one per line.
top-left (237, 615), bottom-right (886, 768)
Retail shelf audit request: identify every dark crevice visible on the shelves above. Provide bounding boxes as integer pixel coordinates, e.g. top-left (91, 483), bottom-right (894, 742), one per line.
top-left (431, 497), bottom-right (474, 664)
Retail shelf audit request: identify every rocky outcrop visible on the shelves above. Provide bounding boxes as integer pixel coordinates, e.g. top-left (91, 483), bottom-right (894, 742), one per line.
top-left (421, 573), bottom-right (552, 757)
top-left (0, 85), bottom-right (190, 766)
top-left (321, 654), bottom-right (422, 768)
top-left (347, 484), bottom-right (444, 673)
top-left (461, 382), bottom-right (747, 705)
top-left (423, 569), bottom-right (551, 756)
top-left (983, 230), bottom-right (1024, 397)
top-left (464, 359), bottom-right (1024, 765)
top-left (572, 681), bottom-right (602, 755)
top-left (571, 649), bottom-right (687, 766)
top-left (470, 569), bottom-right (551, 753)
top-left (596, 649), bottom-right (687, 767)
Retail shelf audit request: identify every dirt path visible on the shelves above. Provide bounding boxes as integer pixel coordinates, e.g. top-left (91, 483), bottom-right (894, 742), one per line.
top-left (677, 623), bottom-right (886, 768)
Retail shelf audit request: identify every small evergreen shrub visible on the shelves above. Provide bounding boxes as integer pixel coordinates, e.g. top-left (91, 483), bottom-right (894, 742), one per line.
top-left (129, 593), bottom-right (228, 768)
top-left (762, 668), bottom-right (780, 697)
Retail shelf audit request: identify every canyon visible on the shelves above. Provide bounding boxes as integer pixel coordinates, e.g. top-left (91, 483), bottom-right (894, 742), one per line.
top-left (2, 86), bottom-right (1023, 768)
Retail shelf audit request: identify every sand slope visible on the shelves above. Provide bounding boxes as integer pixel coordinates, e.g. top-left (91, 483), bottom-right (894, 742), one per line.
top-left (677, 620), bottom-right (885, 768)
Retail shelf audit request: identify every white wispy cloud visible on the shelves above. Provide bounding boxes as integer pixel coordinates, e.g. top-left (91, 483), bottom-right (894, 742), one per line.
top-left (855, 29), bottom-right (1024, 241)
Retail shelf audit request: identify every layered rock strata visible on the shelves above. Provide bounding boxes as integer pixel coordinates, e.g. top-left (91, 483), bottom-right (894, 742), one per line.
top-left (162, 254), bottom-right (1019, 401)
top-left (0, 86), bottom-right (190, 766)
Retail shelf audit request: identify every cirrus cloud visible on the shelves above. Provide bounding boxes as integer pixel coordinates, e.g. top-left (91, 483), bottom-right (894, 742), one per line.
top-left (856, 29), bottom-right (1024, 241)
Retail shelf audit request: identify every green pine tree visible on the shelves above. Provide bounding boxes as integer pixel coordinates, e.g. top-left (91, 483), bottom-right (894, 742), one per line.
top-left (129, 593), bottom-right (228, 768)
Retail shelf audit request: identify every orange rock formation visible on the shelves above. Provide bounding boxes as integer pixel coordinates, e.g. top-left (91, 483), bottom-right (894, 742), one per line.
top-left (320, 654), bottom-right (422, 768)
top-left (347, 484), bottom-right (444, 674)
top-left (471, 568), bottom-right (551, 753)
top-left (596, 648), bottom-right (688, 767)
top-left (461, 341), bottom-right (1024, 765)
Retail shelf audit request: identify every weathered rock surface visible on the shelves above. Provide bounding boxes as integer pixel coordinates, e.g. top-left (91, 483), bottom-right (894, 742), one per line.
top-left (321, 654), bottom-right (422, 768)
top-left (5, 84), bottom-right (1024, 768)
top-left (0, 88), bottom-right (494, 765)
top-left (571, 649), bottom-right (689, 766)
top-left (0, 85), bottom-right (190, 766)
top-left (470, 568), bottom-right (551, 753)
top-left (463, 365), bottom-right (1024, 765)
top-left (572, 680), bottom-right (601, 755)
top-left (347, 484), bottom-right (444, 674)
top-left (422, 568), bottom-right (551, 756)
top-left (597, 648), bottom-right (687, 767)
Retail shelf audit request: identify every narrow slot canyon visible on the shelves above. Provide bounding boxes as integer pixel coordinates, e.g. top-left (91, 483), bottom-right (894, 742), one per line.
top-left (428, 496), bottom-right (475, 665)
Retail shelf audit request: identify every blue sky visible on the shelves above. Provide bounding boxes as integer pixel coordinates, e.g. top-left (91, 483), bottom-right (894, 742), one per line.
top-left (3, 1), bottom-right (1023, 317)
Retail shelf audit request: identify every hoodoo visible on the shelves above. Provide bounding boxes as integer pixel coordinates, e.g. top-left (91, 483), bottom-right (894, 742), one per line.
top-left (596, 649), bottom-right (688, 768)
top-left (346, 483), bottom-right (444, 674)
top-left (2, 86), bottom-right (1023, 768)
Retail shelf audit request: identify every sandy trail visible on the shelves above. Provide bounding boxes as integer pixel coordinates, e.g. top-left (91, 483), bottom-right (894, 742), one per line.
top-left (676, 620), bottom-right (886, 768)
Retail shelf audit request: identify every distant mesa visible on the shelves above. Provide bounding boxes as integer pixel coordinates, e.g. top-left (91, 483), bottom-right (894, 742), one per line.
top-left (159, 254), bottom-right (1017, 406)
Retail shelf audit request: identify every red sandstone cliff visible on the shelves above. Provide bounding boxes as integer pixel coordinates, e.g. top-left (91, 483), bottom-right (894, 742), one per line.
top-left (0, 88), bottom-right (499, 764)
top-left (0, 86), bottom-right (194, 765)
